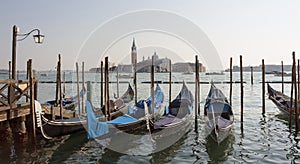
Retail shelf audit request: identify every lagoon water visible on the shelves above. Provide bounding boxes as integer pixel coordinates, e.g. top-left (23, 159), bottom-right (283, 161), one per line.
top-left (0, 71), bottom-right (299, 163)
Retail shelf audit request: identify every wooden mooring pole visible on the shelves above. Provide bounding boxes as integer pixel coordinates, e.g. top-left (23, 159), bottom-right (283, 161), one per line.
top-left (26, 61), bottom-right (30, 102)
top-left (9, 61), bottom-right (11, 79)
top-left (282, 61), bottom-right (284, 93)
top-left (63, 71), bottom-right (66, 98)
top-left (54, 55), bottom-right (63, 119)
top-left (11, 25), bottom-right (17, 80)
top-left (297, 59), bottom-right (300, 134)
top-left (134, 56), bottom-right (137, 104)
top-left (293, 53), bottom-right (299, 132)
top-left (55, 58), bottom-right (59, 106)
top-left (104, 61), bottom-right (107, 117)
top-left (87, 81), bottom-right (92, 103)
top-left (240, 55), bottom-right (244, 131)
top-left (169, 60), bottom-right (172, 105)
top-left (230, 57), bottom-right (233, 107)
top-left (262, 59), bottom-right (265, 115)
top-left (151, 56), bottom-right (155, 116)
top-left (59, 55), bottom-right (63, 119)
top-left (298, 59), bottom-right (300, 100)
top-left (76, 62), bottom-right (81, 115)
top-left (289, 53), bottom-right (295, 129)
top-left (100, 61), bottom-right (103, 107)
top-left (28, 59), bottom-right (36, 140)
top-left (82, 62), bottom-right (85, 114)
top-left (105, 57), bottom-right (110, 120)
top-left (17, 70), bottom-right (19, 80)
top-left (251, 66), bottom-right (253, 85)
top-left (197, 58), bottom-right (200, 115)
top-left (116, 65), bottom-right (119, 98)
top-left (51, 105), bottom-right (55, 120)
top-left (194, 55), bottom-right (198, 133)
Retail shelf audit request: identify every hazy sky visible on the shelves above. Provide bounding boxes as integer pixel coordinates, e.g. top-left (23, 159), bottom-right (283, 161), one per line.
top-left (1, 1), bottom-right (300, 71)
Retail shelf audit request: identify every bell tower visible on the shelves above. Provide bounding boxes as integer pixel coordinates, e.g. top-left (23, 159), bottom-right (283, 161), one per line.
top-left (131, 38), bottom-right (137, 65)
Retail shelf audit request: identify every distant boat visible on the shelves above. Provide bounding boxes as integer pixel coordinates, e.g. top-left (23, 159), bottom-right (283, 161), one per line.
top-left (116, 74), bottom-right (133, 79)
top-left (273, 72), bottom-right (292, 77)
top-left (205, 72), bottom-right (224, 75)
top-left (0, 69), bottom-right (9, 75)
top-left (182, 72), bottom-right (193, 75)
top-left (40, 73), bottom-right (48, 77)
top-left (266, 71), bottom-right (281, 74)
top-left (265, 71), bottom-right (292, 77)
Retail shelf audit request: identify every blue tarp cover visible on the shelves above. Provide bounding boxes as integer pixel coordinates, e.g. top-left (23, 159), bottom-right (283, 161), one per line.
top-left (108, 114), bottom-right (138, 124)
top-left (135, 83), bottom-right (164, 109)
top-left (86, 100), bottom-right (109, 139)
top-left (86, 101), bottom-right (139, 139)
top-left (135, 99), bottom-right (151, 108)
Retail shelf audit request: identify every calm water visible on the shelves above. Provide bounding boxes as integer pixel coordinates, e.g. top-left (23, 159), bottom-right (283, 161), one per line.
top-left (1, 71), bottom-right (300, 163)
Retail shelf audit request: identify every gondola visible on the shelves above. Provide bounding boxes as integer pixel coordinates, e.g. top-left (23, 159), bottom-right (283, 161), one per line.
top-left (204, 83), bottom-right (234, 144)
top-left (37, 84), bottom-right (134, 138)
top-left (119, 83), bottom-right (134, 103)
top-left (86, 83), bottom-right (164, 139)
top-left (43, 88), bottom-right (86, 111)
top-left (150, 82), bottom-right (193, 140)
top-left (34, 100), bottom-right (88, 139)
top-left (267, 84), bottom-right (295, 115)
top-left (99, 83), bottom-right (134, 119)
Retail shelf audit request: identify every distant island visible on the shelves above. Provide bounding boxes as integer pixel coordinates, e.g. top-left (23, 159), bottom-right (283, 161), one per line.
top-left (224, 64), bottom-right (292, 72)
top-left (89, 52), bottom-right (206, 73)
top-left (90, 39), bottom-right (206, 73)
top-left (0, 69), bottom-right (9, 74)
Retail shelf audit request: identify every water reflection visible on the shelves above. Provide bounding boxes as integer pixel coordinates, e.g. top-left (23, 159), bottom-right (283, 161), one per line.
top-left (49, 131), bottom-right (87, 163)
top-left (0, 130), bottom-right (41, 163)
top-left (97, 130), bottom-right (191, 163)
top-left (259, 112), bottom-right (297, 163)
top-left (98, 131), bottom-right (152, 163)
top-left (151, 133), bottom-right (189, 163)
top-left (275, 113), bottom-right (293, 126)
top-left (205, 131), bottom-right (235, 163)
